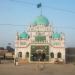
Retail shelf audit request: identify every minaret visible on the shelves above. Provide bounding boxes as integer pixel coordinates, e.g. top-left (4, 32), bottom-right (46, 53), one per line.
top-left (61, 32), bottom-right (65, 40)
top-left (16, 32), bottom-right (19, 40)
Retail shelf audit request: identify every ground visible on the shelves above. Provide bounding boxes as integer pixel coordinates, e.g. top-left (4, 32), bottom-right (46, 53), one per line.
top-left (0, 63), bottom-right (75, 75)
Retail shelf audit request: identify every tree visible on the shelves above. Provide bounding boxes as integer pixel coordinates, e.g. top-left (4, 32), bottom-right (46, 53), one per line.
top-left (6, 46), bottom-right (14, 52)
top-left (0, 47), bottom-right (4, 50)
top-left (6, 43), bottom-right (14, 52)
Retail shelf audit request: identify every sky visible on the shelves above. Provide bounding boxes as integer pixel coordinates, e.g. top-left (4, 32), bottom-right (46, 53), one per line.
top-left (0, 0), bottom-right (75, 48)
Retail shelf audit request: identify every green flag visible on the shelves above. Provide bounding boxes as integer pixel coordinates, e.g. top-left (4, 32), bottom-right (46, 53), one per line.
top-left (37, 3), bottom-right (42, 8)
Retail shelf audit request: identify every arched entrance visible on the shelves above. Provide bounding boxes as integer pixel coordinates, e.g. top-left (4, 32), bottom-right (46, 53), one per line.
top-left (18, 52), bottom-right (22, 58)
top-left (30, 45), bottom-right (49, 61)
top-left (32, 49), bottom-right (46, 61)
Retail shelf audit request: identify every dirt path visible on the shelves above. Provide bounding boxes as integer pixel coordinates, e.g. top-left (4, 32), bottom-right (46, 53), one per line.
top-left (0, 63), bottom-right (75, 75)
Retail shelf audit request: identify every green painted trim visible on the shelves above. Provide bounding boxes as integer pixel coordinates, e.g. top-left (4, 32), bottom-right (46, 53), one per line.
top-left (52, 42), bottom-right (61, 46)
top-left (20, 42), bottom-right (27, 45)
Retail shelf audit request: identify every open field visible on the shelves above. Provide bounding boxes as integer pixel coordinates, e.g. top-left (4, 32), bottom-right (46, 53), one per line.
top-left (0, 63), bottom-right (75, 75)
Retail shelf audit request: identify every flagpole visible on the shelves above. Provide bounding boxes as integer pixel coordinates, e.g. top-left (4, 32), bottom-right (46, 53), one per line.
top-left (41, 5), bottom-right (42, 16)
top-left (37, 3), bottom-right (42, 16)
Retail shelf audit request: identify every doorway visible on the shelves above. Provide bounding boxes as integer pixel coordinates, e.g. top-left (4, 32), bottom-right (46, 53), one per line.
top-left (30, 45), bottom-right (49, 61)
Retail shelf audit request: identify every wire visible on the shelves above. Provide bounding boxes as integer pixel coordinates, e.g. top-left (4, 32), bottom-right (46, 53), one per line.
top-left (10, 0), bottom-right (75, 14)
top-left (10, 0), bottom-right (36, 6)
top-left (44, 5), bottom-right (75, 14)
top-left (0, 24), bottom-right (75, 30)
top-left (0, 24), bottom-right (27, 26)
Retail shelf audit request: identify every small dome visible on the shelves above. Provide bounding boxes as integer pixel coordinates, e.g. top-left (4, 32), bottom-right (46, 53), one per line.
top-left (20, 32), bottom-right (29, 39)
top-left (33, 15), bottom-right (49, 25)
top-left (52, 33), bottom-right (61, 39)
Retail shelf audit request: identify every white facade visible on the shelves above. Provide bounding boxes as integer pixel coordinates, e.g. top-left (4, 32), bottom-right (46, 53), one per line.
top-left (15, 15), bottom-right (65, 63)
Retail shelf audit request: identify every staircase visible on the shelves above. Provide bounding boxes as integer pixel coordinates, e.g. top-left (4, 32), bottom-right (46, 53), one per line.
top-left (18, 59), bottom-right (29, 64)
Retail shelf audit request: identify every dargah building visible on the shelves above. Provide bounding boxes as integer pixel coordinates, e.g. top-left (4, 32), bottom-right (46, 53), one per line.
top-left (15, 15), bottom-right (65, 64)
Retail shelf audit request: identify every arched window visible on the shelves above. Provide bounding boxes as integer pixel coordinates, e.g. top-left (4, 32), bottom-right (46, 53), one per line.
top-left (18, 52), bottom-right (22, 58)
top-left (50, 52), bottom-right (54, 58)
top-left (57, 52), bottom-right (61, 58)
top-left (26, 52), bottom-right (29, 58)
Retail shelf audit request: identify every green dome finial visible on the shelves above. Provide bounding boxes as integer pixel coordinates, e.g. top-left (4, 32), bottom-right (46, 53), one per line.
top-left (20, 32), bottom-right (29, 39)
top-left (52, 33), bottom-right (61, 39)
top-left (33, 15), bottom-right (49, 25)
